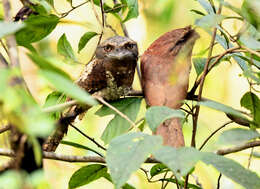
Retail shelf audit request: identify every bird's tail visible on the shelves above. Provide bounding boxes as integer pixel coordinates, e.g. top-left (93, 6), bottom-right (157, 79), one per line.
top-left (155, 117), bottom-right (185, 147)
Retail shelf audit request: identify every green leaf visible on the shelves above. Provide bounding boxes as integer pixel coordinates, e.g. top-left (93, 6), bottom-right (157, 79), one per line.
top-left (40, 70), bottom-right (97, 105)
top-left (197, 0), bottom-right (215, 14)
top-left (0, 171), bottom-right (23, 189)
top-left (202, 153), bottom-right (260, 189)
top-left (96, 98), bottom-right (142, 144)
top-left (193, 57), bottom-right (207, 76)
top-left (197, 99), bottom-right (250, 121)
top-left (106, 132), bottom-right (162, 189)
top-left (15, 14), bottom-right (59, 45)
top-left (241, 0), bottom-right (260, 31)
top-left (78, 32), bottom-right (98, 53)
top-left (57, 33), bottom-right (76, 61)
top-left (0, 21), bottom-right (25, 38)
top-left (153, 147), bottom-right (202, 179)
top-left (61, 140), bottom-right (104, 157)
top-left (195, 14), bottom-right (225, 29)
top-left (43, 91), bottom-right (66, 119)
top-left (240, 92), bottom-right (260, 126)
top-left (30, 0), bottom-right (53, 14)
top-left (145, 106), bottom-right (185, 132)
top-left (28, 53), bottom-right (71, 80)
top-left (150, 163), bottom-right (168, 177)
top-left (69, 164), bottom-right (107, 189)
top-left (123, 0), bottom-right (139, 22)
top-left (218, 128), bottom-right (260, 145)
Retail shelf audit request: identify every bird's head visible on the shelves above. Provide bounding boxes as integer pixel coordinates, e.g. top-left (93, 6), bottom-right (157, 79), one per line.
top-left (95, 36), bottom-right (138, 62)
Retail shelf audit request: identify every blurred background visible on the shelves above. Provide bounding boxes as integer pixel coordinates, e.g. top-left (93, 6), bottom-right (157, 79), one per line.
top-left (1, 0), bottom-right (259, 188)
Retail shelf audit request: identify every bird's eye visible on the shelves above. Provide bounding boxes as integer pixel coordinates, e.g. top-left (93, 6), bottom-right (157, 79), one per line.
top-left (104, 45), bottom-right (113, 52)
top-left (125, 43), bottom-right (134, 49)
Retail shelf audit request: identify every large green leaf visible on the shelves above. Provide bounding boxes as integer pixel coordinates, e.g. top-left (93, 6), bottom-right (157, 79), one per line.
top-left (57, 33), bottom-right (76, 61)
top-left (153, 147), bottom-right (202, 179)
top-left (69, 164), bottom-right (107, 189)
top-left (15, 14), bottom-right (59, 45)
top-left (106, 132), bottom-right (162, 189)
top-left (241, 92), bottom-right (260, 126)
top-left (123, 0), bottom-right (139, 22)
top-left (28, 53), bottom-right (71, 79)
top-left (96, 98), bottom-right (142, 144)
top-left (0, 21), bottom-right (25, 38)
top-left (218, 128), bottom-right (260, 145)
top-left (78, 32), bottom-right (98, 53)
top-left (152, 146), bottom-right (260, 189)
top-left (202, 153), bottom-right (260, 189)
top-left (40, 70), bottom-right (97, 105)
top-left (145, 106), bottom-right (185, 132)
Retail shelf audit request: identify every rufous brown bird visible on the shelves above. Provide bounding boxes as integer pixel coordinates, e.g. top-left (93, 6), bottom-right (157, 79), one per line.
top-left (141, 26), bottom-right (199, 147)
top-left (43, 36), bottom-right (138, 152)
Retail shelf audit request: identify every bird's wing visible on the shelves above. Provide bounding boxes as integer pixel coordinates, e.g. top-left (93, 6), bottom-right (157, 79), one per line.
top-left (76, 59), bottom-right (107, 94)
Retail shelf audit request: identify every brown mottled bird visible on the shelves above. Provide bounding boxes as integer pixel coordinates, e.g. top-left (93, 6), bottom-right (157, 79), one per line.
top-left (44, 36), bottom-right (138, 152)
top-left (141, 26), bottom-right (199, 147)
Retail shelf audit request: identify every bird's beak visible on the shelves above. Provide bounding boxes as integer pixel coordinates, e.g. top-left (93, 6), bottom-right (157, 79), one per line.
top-left (108, 50), bottom-right (135, 60)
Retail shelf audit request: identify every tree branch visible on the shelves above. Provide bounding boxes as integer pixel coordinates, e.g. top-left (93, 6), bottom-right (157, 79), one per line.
top-left (216, 140), bottom-right (260, 155)
top-left (0, 125), bottom-right (11, 134)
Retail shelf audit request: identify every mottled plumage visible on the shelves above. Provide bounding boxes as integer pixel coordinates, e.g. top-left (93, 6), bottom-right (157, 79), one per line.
top-left (43, 36), bottom-right (138, 152)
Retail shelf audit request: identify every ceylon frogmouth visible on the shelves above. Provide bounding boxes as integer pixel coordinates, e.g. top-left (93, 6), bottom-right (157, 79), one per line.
top-left (44, 36), bottom-right (138, 152)
top-left (141, 26), bottom-right (199, 147)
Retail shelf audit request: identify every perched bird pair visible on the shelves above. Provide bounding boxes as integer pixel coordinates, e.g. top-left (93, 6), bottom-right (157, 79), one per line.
top-left (44, 26), bottom-right (199, 152)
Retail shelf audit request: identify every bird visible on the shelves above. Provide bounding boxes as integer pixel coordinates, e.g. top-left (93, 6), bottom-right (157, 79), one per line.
top-left (141, 26), bottom-right (199, 147)
top-left (43, 36), bottom-right (138, 152)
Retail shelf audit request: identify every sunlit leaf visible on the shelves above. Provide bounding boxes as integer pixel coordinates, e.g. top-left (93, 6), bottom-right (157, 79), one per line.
top-left (202, 153), bottom-right (260, 189)
top-left (0, 21), bottom-right (25, 38)
top-left (195, 14), bottom-right (225, 29)
top-left (106, 132), bottom-right (162, 189)
top-left (241, 0), bottom-right (260, 30)
top-left (28, 53), bottom-right (71, 79)
top-left (218, 128), bottom-right (260, 145)
top-left (78, 32), bottom-right (98, 53)
top-left (40, 70), bottom-right (97, 105)
top-left (57, 33), bottom-right (77, 61)
top-left (69, 164), bottom-right (107, 189)
top-left (123, 0), bottom-right (139, 22)
top-left (153, 147), bottom-right (202, 179)
top-left (197, 99), bottom-right (250, 121)
top-left (145, 106), bottom-right (185, 132)
top-left (96, 98), bottom-right (142, 144)
top-left (197, 0), bottom-right (215, 14)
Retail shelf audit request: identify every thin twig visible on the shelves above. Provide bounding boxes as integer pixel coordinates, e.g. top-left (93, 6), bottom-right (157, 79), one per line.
top-left (60, 1), bottom-right (90, 18)
top-left (216, 140), bottom-right (260, 155)
top-left (191, 5), bottom-right (223, 148)
top-left (0, 125), bottom-right (11, 134)
top-left (241, 45), bottom-right (260, 58)
top-left (199, 121), bottom-right (233, 151)
top-left (0, 39), bottom-right (9, 56)
top-left (247, 147), bottom-right (254, 169)
top-left (3, 0), bottom-right (19, 67)
top-left (0, 52), bottom-right (9, 68)
top-left (69, 123), bottom-right (106, 151)
top-left (43, 100), bottom-right (78, 113)
top-left (217, 174), bottom-right (222, 189)
top-left (94, 96), bottom-right (136, 130)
